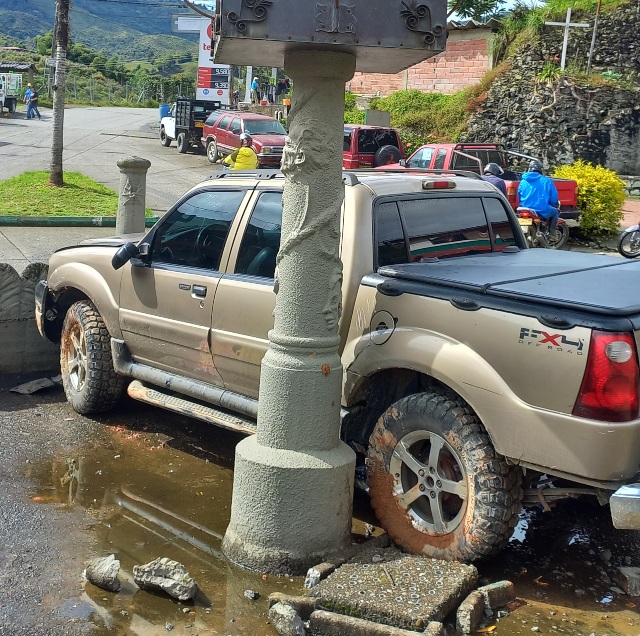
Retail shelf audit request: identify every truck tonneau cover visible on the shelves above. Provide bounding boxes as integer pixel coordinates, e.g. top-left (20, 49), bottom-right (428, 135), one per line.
top-left (379, 250), bottom-right (640, 316)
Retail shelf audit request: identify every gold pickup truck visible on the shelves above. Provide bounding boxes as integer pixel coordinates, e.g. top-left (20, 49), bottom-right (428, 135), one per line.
top-left (36, 169), bottom-right (640, 562)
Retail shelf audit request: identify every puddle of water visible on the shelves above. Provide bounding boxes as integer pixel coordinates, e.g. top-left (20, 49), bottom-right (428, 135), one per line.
top-left (28, 426), bottom-right (319, 635)
top-left (482, 500), bottom-right (640, 635)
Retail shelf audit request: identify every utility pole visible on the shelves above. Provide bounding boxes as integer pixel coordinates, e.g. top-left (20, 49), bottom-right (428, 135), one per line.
top-left (49, 0), bottom-right (69, 187)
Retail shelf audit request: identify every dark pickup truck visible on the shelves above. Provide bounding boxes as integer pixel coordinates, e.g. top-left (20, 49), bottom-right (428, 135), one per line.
top-left (160, 98), bottom-right (225, 153)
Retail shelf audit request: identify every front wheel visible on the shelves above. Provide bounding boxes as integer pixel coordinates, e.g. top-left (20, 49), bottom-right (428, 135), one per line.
top-left (159, 127), bottom-right (171, 147)
top-left (206, 139), bottom-right (219, 163)
top-left (618, 230), bottom-right (640, 258)
top-left (367, 391), bottom-right (522, 562)
top-left (176, 132), bottom-right (189, 154)
top-left (60, 300), bottom-right (125, 414)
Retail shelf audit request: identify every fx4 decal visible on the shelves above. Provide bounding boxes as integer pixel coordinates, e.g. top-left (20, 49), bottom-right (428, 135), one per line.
top-left (519, 327), bottom-right (584, 354)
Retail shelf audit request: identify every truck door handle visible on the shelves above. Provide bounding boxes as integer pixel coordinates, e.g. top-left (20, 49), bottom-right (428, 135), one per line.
top-left (192, 285), bottom-right (207, 298)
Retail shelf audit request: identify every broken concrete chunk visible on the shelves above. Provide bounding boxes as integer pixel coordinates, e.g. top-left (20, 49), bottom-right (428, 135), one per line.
top-left (84, 554), bottom-right (121, 592)
top-left (616, 566), bottom-right (640, 596)
top-left (308, 609), bottom-right (442, 635)
top-left (456, 590), bottom-right (485, 635)
top-left (268, 602), bottom-right (307, 636)
top-left (269, 593), bottom-right (320, 621)
top-left (244, 589), bottom-right (260, 600)
top-left (477, 580), bottom-right (516, 610)
top-left (304, 562), bottom-right (335, 589)
top-left (133, 557), bottom-right (198, 601)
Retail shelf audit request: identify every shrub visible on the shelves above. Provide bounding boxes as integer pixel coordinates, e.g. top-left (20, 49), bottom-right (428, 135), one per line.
top-left (552, 160), bottom-right (626, 234)
top-left (344, 109), bottom-right (365, 124)
top-left (344, 92), bottom-right (357, 110)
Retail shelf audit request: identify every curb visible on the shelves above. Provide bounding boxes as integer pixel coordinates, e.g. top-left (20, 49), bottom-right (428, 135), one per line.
top-left (0, 216), bottom-right (159, 227)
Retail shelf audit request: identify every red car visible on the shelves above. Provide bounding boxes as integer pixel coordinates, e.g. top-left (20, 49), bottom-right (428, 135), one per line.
top-left (343, 125), bottom-right (405, 169)
top-left (202, 111), bottom-right (287, 168)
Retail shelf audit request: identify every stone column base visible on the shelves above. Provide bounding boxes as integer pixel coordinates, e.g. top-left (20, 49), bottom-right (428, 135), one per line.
top-left (222, 436), bottom-right (355, 574)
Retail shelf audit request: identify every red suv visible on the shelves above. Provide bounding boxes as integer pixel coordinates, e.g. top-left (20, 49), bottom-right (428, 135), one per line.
top-left (343, 125), bottom-right (405, 169)
top-left (201, 111), bottom-right (287, 168)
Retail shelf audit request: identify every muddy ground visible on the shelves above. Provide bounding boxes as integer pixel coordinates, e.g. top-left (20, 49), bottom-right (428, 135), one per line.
top-left (1, 372), bottom-right (639, 636)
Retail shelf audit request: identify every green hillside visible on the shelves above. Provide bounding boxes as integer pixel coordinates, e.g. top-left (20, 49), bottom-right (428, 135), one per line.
top-left (0, 0), bottom-right (196, 62)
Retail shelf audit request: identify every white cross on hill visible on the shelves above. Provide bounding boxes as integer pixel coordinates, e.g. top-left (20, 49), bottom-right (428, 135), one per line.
top-left (544, 8), bottom-right (590, 70)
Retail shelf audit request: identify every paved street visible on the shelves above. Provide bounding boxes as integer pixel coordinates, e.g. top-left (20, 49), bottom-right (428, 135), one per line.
top-left (0, 106), bottom-right (216, 215)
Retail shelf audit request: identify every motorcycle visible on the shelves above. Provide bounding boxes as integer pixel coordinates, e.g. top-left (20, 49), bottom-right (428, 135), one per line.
top-left (516, 206), bottom-right (569, 249)
top-left (617, 225), bottom-right (640, 258)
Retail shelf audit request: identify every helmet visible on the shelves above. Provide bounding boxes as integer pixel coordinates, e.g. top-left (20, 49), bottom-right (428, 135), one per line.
top-left (239, 132), bottom-right (253, 145)
top-left (528, 160), bottom-right (544, 173)
top-left (484, 162), bottom-right (504, 176)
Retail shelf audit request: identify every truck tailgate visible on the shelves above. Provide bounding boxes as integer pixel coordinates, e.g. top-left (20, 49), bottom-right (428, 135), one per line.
top-left (379, 250), bottom-right (640, 316)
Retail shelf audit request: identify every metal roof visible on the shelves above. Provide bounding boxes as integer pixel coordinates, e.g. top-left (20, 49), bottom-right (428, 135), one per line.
top-left (0, 62), bottom-right (36, 72)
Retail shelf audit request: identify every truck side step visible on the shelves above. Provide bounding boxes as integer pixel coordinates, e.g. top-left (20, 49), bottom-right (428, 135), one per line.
top-left (127, 380), bottom-right (257, 435)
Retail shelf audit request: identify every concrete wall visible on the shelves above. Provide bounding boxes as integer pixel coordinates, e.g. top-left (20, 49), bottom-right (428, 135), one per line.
top-left (0, 263), bottom-right (59, 373)
top-left (348, 29), bottom-right (492, 97)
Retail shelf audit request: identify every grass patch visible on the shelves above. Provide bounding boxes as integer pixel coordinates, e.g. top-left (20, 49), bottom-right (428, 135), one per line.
top-left (0, 171), bottom-right (120, 216)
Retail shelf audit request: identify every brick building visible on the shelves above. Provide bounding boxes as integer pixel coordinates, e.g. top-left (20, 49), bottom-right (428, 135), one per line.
top-left (347, 20), bottom-right (499, 97)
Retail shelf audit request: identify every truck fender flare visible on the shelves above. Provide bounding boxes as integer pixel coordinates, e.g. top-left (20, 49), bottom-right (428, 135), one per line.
top-left (47, 263), bottom-right (123, 340)
top-left (344, 329), bottom-right (512, 439)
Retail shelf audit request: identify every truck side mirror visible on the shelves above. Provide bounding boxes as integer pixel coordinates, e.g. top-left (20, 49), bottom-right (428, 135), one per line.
top-left (112, 242), bottom-right (140, 270)
top-left (399, 159), bottom-right (406, 167)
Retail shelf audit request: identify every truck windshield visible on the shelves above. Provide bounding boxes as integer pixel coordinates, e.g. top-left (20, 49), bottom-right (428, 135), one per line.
top-left (243, 120), bottom-right (287, 135)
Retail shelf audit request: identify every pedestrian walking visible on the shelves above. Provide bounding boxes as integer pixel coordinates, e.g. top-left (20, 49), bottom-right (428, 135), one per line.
top-left (26, 87), bottom-right (42, 120)
top-left (24, 83), bottom-right (33, 119)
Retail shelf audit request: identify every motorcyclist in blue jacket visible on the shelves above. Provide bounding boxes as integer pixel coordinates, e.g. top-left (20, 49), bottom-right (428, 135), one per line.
top-left (518, 160), bottom-right (559, 237)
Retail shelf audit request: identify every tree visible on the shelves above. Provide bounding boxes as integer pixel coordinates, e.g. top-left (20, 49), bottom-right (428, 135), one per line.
top-left (447, 0), bottom-right (505, 20)
top-left (50, 0), bottom-right (70, 188)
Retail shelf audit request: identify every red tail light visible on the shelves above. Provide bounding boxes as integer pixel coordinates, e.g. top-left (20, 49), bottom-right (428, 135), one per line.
top-left (507, 186), bottom-right (517, 196)
top-left (517, 210), bottom-right (534, 219)
top-left (573, 331), bottom-right (640, 422)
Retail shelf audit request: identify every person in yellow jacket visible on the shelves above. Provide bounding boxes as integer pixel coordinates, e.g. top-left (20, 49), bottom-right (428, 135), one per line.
top-left (220, 133), bottom-right (259, 170)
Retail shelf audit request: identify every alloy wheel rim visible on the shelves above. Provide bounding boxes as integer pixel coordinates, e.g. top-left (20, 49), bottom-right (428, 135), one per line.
top-left (67, 326), bottom-right (87, 392)
top-left (389, 430), bottom-right (468, 534)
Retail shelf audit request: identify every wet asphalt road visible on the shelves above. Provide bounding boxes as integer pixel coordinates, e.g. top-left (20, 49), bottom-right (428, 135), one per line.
top-left (2, 370), bottom-right (640, 636)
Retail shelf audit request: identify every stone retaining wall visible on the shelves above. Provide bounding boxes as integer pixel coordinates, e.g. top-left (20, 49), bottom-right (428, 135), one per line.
top-left (620, 175), bottom-right (640, 198)
top-left (0, 263), bottom-right (59, 373)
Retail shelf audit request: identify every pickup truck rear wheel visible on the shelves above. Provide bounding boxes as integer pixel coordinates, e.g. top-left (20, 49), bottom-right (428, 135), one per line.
top-left (177, 133), bottom-right (189, 154)
top-left (159, 127), bottom-right (171, 147)
top-left (367, 391), bottom-right (522, 561)
top-left (60, 300), bottom-right (124, 414)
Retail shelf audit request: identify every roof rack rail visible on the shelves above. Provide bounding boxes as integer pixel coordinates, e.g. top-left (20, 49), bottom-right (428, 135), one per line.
top-left (209, 169), bottom-right (284, 180)
top-left (343, 168), bottom-right (484, 181)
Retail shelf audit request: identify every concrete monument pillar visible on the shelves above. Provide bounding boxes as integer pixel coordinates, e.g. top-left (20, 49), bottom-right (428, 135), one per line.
top-left (116, 156), bottom-right (151, 235)
top-left (222, 50), bottom-right (357, 574)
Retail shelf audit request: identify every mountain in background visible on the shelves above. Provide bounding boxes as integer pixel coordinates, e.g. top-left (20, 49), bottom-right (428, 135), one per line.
top-left (0, 0), bottom-right (198, 62)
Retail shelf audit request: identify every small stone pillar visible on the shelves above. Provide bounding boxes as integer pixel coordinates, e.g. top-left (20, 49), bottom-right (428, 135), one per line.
top-left (116, 156), bottom-right (151, 235)
top-left (222, 50), bottom-right (357, 574)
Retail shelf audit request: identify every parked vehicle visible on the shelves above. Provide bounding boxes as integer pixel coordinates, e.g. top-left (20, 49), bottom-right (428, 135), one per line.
top-left (516, 206), bottom-right (570, 249)
top-left (396, 142), bottom-right (579, 221)
top-left (0, 72), bottom-right (22, 114)
top-left (343, 125), bottom-right (405, 168)
top-left (36, 169), bottom-right (640, 562)
top-left (618, 225), bottom-right (640, 258)
top-left (201, 110), bottom-right (286, 167)
top-left (159, 99), bottom-right (223, 153)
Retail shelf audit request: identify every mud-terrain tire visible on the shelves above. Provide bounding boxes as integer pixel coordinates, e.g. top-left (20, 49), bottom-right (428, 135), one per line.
top-left (177, 132), bottom-right (189, 154)
top-left (367, 391), bottom-right (522, 561)
top-left (206, 139), bottom-right (219, 163)
top-left (160, 127), bottom-right (171, 147)
top-left (373, 144), bottom-right (402, 167)
top-left (60, 300), bottom-right (125, 414)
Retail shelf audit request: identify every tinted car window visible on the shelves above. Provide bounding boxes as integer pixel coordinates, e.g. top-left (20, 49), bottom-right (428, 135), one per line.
top-left (357, 129), bottom-right (399, 154)
top-left (152, 190), bottom-right (244, 270)
top-left (217, 115), bottom-right (232, 130)
top-left (236, 192), bottom-right (282, 278)
top-left (483, 197), bottom-right (517, 250)
top-left (407, 147), bottom-right (434, 169)
top-left (243, 120), bottom-right (287, 135)
top-left (433, 149), bottom-right (447, 169)
top-left (398, 197), bottom-right (491, 260)
top-left (343, 131), bottom-right (353, 152)
top-left (230, 118), bottom-right (242, 135)
top-left (452, 149), bottom-right (506, 172)
top-left (375, 202), bottom-right (407, 267)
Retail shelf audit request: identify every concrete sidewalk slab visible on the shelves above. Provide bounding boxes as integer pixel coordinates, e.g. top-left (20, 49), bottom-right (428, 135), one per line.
top-left (0, 226), bottom-right (116, 274)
